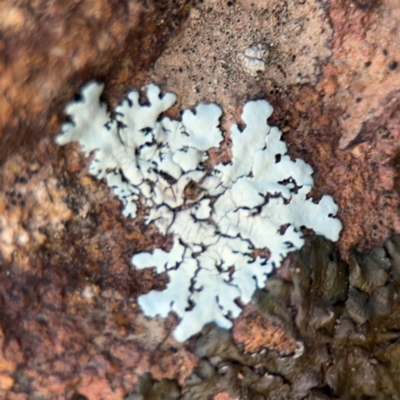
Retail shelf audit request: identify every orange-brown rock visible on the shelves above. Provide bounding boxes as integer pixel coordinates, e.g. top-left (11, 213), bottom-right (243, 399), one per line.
top-left (213, 392), bottom-right (238, 400)
top-left (232, 306), bottom-right (299, 356)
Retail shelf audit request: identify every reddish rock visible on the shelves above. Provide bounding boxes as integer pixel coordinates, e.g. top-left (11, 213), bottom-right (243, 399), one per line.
top-left (232, 306), bottom-right (299, 356)
top-left (326, 0), bottom-right (400, 149)
top-left (213, 392), bottom-right (238, 400)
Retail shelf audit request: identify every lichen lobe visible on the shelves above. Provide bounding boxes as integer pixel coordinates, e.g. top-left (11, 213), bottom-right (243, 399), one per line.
top-left (56, 82), bottom-right (342, 341)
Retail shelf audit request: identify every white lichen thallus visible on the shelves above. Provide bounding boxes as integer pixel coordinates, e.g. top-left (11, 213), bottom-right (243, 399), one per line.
top-left (56, 82), bottom-right (342, 341)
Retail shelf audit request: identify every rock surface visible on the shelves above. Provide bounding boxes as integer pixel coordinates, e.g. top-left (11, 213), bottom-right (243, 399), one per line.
top-left (1, 0), bottom-right (400, 399)
top-left (151, 0), bottom-right (400, 258)
top-left (0, 0), bottom-right (191, 161)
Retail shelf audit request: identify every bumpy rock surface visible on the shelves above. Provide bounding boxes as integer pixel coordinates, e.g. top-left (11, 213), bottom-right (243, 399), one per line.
top-left (1, 0), bottom-right (400, 399)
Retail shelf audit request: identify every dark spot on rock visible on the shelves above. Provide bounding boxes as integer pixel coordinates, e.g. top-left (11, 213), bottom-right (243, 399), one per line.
top-left (388, 61), bottom-right (398, 70)
top-left (131, 373), bottom-right (181, 399)
top-left (70, 395), bottom-right (89, 400)
top-left (352, 0), bottom-right (382, 9)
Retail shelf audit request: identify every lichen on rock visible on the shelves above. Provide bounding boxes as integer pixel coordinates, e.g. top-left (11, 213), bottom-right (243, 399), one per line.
top-left (56, 82), bottom-right (342, 341)
top-left (239, 43), bottom-right (268, 76)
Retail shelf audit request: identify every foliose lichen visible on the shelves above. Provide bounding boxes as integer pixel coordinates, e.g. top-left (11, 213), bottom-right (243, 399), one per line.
top-left (56, 82), bottom-right (342, 341)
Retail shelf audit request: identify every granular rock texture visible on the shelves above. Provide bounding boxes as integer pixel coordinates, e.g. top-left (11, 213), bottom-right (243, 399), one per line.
top-left (152, 0), bottom-right (332, 122)
top-left (232, 307), bottom-right (299, 357)
top-left (311, 0), bottom-right (400, 252)
top-left (232, 284), bottom-right (300, 357)
top-left (0, 152), bottom-right (72, 263)
top-left (0, 141), bottom-right (198, 399)
top-left (327, 0), bottom-right (400, 149)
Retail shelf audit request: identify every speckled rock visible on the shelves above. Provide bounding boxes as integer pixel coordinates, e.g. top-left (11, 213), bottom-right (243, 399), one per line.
top-left (0, 139), bottom-right (198, 399)
top-left (327, 0), bottom-right (400, 149)
top-left (232, 284), bottom-right (300, 357)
